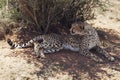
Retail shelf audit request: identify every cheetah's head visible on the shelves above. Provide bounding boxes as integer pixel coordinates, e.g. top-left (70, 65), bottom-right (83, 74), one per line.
top-left (70, 22), bottom-right (87, 35)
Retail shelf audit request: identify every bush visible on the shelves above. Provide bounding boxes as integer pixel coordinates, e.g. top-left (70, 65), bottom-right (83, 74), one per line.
top-left (7, 0), bottom-right (105, 33)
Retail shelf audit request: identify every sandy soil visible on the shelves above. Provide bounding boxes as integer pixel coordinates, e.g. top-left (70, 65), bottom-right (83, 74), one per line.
top-left (0, 41), bottom-right (40, 80)
top-left (88, 0), bottom-right (120, 32)
top-left (0, 0), bottom-right (120, 80)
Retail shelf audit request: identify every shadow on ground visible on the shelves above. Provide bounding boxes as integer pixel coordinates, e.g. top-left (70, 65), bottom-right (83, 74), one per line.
top-left (19, 49), bottom-right (120, 80)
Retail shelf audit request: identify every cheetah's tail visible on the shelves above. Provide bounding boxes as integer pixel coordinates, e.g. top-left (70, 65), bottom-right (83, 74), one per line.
top-left (7, 35), bottom-right (43, 49)
top-left (7, 38), bottom-right (34, 49)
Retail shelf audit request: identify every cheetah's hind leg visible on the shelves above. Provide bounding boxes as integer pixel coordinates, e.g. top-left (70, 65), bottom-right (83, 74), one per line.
top-left (79, 49), bottom-right (104, 62)
top-left (34, 48), bottom-right (46, 58)
top-left (93, 46), bottom-right (115, 62)
top-left (34, 43), bottom-right (46, 58)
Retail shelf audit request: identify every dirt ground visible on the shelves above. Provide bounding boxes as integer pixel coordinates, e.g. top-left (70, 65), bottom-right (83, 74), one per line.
top-left (0, 0), bottom-right (120, 80)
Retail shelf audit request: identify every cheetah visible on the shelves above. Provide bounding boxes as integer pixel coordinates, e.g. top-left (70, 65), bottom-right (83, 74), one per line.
top-left (7, 33), bottom-right (101, 61)
top-left (7, 31), bottom-right (115, 62)
top-left (70, 21), bottom-right (115, 62)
